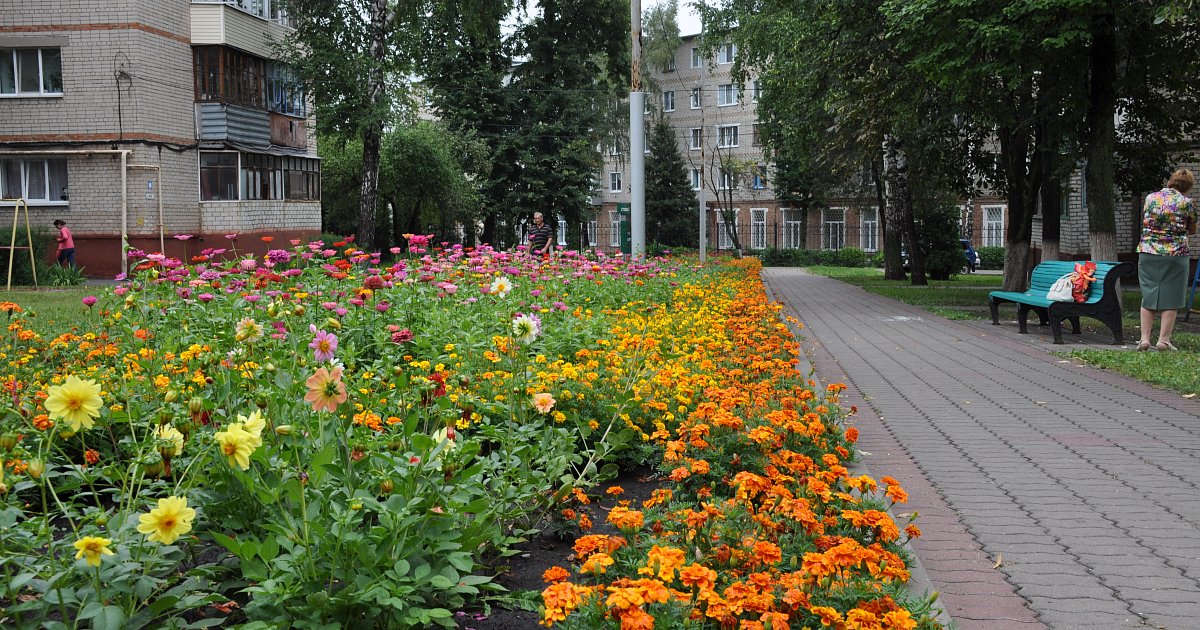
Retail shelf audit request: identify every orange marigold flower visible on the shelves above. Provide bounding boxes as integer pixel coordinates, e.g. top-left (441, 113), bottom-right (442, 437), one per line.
top-left (261, 235), bottom-right (274, 243)
top-left (605, 586), bottom-right (645, 611)
top-left (690, 459), bottom-right (710, 474)
top-left (83, 449), bottom-right (100, 465)
top-left (669, 466), bottom-right (691, 481)
top-left (845, 608), bottom-right (880, 627)
top-left (642, 488), bottom-right (673, 509)
top-left (578, 512), bottom-right (593, 531)
top-left (844, 427), bottom-right (859, 442)
top-left (616, 606), bottom-right (654, 630)
top-left (579, 552), bottom-right (614, 575)
top-left (759, 611), bottom-right (790, 629)
top-left (905, 524), bottom-right (922, 539)
top-left (632, 578), bottom-right (671, 604)
top-left (33, 414), bottom-right (53, 430)
top-left (608, 506), bottom-right (644, 532)
top-left (810, 605), bottom-right (843, 627)
top-left (541, 582), bottom-right (587, 626)
top-left (678, 563), bottom-right (717, 591)
top-left (573, 534), bottom-right (625, 558)
top-left (882, 609), bottom-right (918, 630)
top-left (886, 484), bottom-right (909, 504)
top-left (638, 545), bottom-right (686, 582)
top-left (543, 566), bottom-right (571, 584)
top-left (606, 486), bottom-right (625, 496)
top-left (571, 487), bottom-right (591, 505)
top-left (749, 540), bottom-right (782, 566)
top-left (561, 508), bottom-right (576, 521)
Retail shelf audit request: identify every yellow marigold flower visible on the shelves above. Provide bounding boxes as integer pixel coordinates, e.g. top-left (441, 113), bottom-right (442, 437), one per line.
top-left (136, 496), bottom-right (196, 545)
top-left (44, 375), bottom-right (103, 431)
top-left (214, 424), bottom-right (260, 470)
top-left (73, 536), bottom-right (114, 567)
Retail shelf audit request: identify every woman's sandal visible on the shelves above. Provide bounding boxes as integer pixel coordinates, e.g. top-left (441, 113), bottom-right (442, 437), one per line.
top-left (1136, 341), bottom-right (1152, 352)
top-left (1156, 341), bottom-right (1178, 351)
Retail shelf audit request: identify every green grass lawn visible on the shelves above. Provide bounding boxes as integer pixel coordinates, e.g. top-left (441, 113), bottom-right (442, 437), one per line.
top-left (804, 266), bottom-right (1200, 396)
top-left (0, 286), bottom-right (94, 330)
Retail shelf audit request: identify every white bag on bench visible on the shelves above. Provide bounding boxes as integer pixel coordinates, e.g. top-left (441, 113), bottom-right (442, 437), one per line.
top-left (1047, 274), bottom-right (1075, 302)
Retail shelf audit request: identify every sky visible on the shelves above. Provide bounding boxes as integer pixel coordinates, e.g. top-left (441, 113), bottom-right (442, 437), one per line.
top-left (673, 3), bottom-right (702, 36)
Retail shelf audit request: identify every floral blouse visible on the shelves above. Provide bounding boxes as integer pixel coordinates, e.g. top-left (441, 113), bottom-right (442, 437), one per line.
top-left (1137, 187), bottom-right (1196, 256)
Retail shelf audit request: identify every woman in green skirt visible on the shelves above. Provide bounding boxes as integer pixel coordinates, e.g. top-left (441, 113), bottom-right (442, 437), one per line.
top-left (1137, 168), bottom-right (1198, 351)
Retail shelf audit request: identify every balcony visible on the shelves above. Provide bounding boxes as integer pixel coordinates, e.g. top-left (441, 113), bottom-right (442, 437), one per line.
top-left (191, 1), bottom-right (292, 60)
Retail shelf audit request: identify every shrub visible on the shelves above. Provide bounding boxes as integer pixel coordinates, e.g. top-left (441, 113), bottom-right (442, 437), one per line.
top-left (915, 204), bottom-right (964, 280)
top-left (45, 264), bottom-right (88, 287)
top-left (978, 246), bottom-right (1005, 270)
top-left (0, 226), bottom-right (52, 286)
top-left (836, 247), bottom-right (867, 268)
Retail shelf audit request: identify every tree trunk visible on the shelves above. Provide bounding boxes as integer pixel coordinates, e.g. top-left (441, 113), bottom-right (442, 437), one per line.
top-left (883, 135), bottom-right (923, 285)
top-left (873, 157), bottom-right (905, 279)
top-left (997, 100), bottom-right (1040, 292)
top-left (357, 0), bottom-right (391, 252)
top-left (1040, 177), bottom-right (1062, 262)
top-left (1085, 7), bottom-right (1119, 261)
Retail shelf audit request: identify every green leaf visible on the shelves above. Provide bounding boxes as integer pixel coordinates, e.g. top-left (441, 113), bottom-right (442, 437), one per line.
top-left (94, 605), bottom-right (127, 630)
top-left (208, 531), bottom-right (245, 557)
top-left (259, 534), bottom-right (279, 562)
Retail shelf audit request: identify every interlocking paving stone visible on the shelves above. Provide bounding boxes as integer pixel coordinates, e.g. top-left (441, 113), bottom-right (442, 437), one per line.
top-left (763, 268), bottom-right (1200, 629)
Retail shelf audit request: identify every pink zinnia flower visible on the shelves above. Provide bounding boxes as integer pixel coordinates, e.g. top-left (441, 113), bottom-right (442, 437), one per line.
top-left (82, 296), bottom-right (98, 307)
top-left (375, 302), bottom-right (390, 313)
top-left (391, 328), bottom-right (414, 344)
top-left (198, 293), bottom-right (214, 302)
top-left (174, 234), bottom-right (193, 241)
top-left (309, 329), bottom-right (338, 362)
top-left (113, 286), bottom-right (128, 296)
top-left (225, 233), bottom-right (239, 240)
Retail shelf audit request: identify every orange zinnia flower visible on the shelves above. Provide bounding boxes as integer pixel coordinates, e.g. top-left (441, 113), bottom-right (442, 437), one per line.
top-left (304, 366), bottom-right (347, 412)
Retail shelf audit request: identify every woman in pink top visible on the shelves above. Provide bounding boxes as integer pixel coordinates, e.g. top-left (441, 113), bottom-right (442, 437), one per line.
top-left (53, 219), bottom-right (75, 269)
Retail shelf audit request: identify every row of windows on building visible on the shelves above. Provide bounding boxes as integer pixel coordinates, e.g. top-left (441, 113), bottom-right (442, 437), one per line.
top-left (1, 45), bottom-right (306, 119)
top-left (0, 153), bottom-right (321, 204)
top-left (608, 165), bottom-right (768, 193)
top-left (610, 123), bottom-right (764, 159)
top-left (648, 81), bottom-right (761, 112)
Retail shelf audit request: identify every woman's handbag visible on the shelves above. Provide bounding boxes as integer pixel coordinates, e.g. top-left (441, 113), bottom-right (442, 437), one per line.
top-left (1047, 274), bottom-right (1076, 302)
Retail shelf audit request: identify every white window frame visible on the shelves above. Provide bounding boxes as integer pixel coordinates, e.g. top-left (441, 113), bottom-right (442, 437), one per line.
top-left (750, 208), bottom-right (767, 249)
top-left (690, 87), bottom-right (701, 109)
top-left (717, 83), bottom-right (737, 107)
top-left (609, 211), bottom-right (621, 247)
top-left (717, 43), bottom-right (736, 65)
top-left (715, 210), bottom-right (739, 250)
top-left (689, 127), bottom-right (702, 150)
top-left (983, 204), bottom-right (1005, 247)
top-left (784, 208), bottom-right (803, 249)
top-left (587, 220), bottom-right (597, 247)
top-left (691, 168), bottom-right (702, 191)
top-left (691, 47), bottom-right (702, 68)
top-left (822, 207), bottom-right (847, 251)
top-left (609, 171), bottom-right (622, 193)
top-left (860, 206), bottom-right (879, 252)
top-left (0, 158), bottom-right (68, 204)
top-left (662, 90), bottom-right (674, 112)
top-left (0, 48), bottom-right (64, 97)
top-left (718, 168), bottom-right (736, 191)
top-left (557, 218), bottom-right (567, 246)
top-left (717, 125), bottom-right (739, 148)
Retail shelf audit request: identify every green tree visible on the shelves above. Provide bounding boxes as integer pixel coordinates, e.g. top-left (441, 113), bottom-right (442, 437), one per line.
top-left (279, 0), bottom-right (423, 251)
top-left (645, 115), bottom-right (697, 247)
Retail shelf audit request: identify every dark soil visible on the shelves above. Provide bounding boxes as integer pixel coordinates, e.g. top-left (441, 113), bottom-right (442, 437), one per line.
top-left (456, 465), bottom-right (663, 630)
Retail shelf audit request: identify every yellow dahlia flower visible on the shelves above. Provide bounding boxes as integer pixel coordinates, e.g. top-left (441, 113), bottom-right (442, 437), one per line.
top-left (136, 496), bottom-right (195, 545)
top-left (44, 376), bottom-right (103, 431)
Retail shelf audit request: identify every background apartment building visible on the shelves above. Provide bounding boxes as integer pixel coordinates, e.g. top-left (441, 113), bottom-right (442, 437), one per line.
top-left (0, 0), bottom-right (320, 277)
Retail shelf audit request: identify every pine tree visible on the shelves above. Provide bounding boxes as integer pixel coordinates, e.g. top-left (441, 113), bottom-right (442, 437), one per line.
top-left (645, 115), bottom-right (697, 247)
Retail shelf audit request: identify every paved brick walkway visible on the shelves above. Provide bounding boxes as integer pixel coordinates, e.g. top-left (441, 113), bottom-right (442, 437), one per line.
top-left (763, 267), bottom-right (1200, 630)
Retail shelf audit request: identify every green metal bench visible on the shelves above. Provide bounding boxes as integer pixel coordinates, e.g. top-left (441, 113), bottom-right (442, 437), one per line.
top-left (988, 260), bottom-right (1134, 344)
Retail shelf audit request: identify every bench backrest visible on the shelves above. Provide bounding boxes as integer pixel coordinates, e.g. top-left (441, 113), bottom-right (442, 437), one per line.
top-left (1029, 261), bottom-right (1124, 304)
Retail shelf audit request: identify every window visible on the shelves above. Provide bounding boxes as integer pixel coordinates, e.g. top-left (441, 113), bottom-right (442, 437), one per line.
top-left (0, 48), bottom-right (63, 96)
top-left (984, 205), bottom-right (1005, 247)
top-left (266, 63), bottom-right (306, 117)
top-left (662, 58), bottom-right (676, 73)
top-left (752, 80), bottom-right (762, 102)
top-left (609, 211), bottom-right (621, 247)
top-left (860, 207), bottom-right (879, 252)
top-left (751, 208), bottom-right (767, 249)
top-left (717, 125), bottom-right (739, 148)
top-left (241, 153), bottom-right (279, 200)
top-left (716, 211), bottom-right (738, 249)
top-left (283, 156), bottom-right (321, 200)
top-left (587, 220), bottom-right (597, 247)
top-left (662, 90), bottom-right (674, 112)
top-left (691, 47), bottom-right (702, 68)
top-left (717, 43), bottom-right (736, 65)
top-left (193, 46), bottom-right (268, 109)
top-left (689, 127), bottom-right (702, 150)
top-left (690, 87), bottom-right (701, 109)
top-left (822, 207), bottom-right (846, 251)
top-left (753, 124), bottom-right (762, 147)
top-left (751, 164), bottom-right (766, 189)
top-left (0, 158), bottom-right (68, 202)
top-left (719, 168), bottom-right (736, 190)
top-left (717, 83), bottom-right (737, 106)
top-left (200, 152), bottom-right (239, 201)
top-left (784, 208), bottom-right (803, 249)
top-left (557, 219), bottom-right (567, 246)
top-left (609, 143), bottom-right (621, 156)
top-left (691, 168), bottom-right (702, 191)
top-left (609, 171), bottom-right (622, 192)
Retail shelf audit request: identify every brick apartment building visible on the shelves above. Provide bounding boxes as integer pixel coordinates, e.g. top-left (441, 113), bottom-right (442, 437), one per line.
top-left (0, 0), bottom-right (320, 277)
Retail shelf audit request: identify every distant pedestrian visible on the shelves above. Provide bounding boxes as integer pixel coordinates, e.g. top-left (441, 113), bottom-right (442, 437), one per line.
top-left (528, 212), bottom-right (554, 257)
top-left (1135, 168), bottom-right (1197, 351)
top-left (53, 219), bottom-right (76, 269)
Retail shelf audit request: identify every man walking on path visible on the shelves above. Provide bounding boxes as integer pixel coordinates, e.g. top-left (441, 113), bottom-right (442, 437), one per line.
top-left (528, 212), bottom-right (554, 257)
top-left (763, 267), bottom-right (1200, 630)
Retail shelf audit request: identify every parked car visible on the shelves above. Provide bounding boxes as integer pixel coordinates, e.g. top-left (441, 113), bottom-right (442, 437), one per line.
top-left (961, 239), bottom-right (980, 273)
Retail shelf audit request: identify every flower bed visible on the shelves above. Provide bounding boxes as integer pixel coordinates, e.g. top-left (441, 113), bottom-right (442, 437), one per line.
top-left (540, 259), bottom-right (942, 629)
